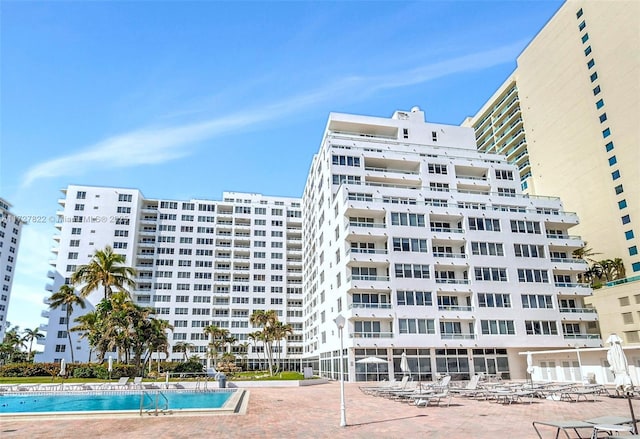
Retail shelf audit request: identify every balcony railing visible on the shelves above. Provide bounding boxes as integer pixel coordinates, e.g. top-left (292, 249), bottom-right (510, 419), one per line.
top-left (555, 282), bottom-right (591, 288)
top-left (435, 279), bottom-right (470, 284)
top-left (347, 248), bottom-right (388, 255)
top-left (364, 166), bottom-right (419, 175)
top-left (348, 275), bottom-right (390, 282)
top-left (349, 332), bottom-right (394, 338)
top-left (349, 221), bottom-right (386, 228)
top-left (433, 252), bottom-right (467, 259)
top-left (350, 303), bottom-right (392, 309)
top-left (438, 305), bottom-right (474, 312)
top-left (431, 227), bottom-right (464, 234)
top-left (546, 234), bottom-right (582, 240)
top-left (563, 334), bottom-right (601, 340)
top-left (551, 258), bottom-right (587, 264)
top-left (441, 333), bottom-right (476, 340)
top-left (559, 307), bottom-right (597, 314)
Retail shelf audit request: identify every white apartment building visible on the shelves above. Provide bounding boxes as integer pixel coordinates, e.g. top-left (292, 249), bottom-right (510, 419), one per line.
top-left (303, 107), bottom-right (600, 382)
top-left (462, 0), bottom-right (639, 276)
top-left (0, 198), bottom-right (24, 342)
top-left (36, 186), bottom-right (303, 365)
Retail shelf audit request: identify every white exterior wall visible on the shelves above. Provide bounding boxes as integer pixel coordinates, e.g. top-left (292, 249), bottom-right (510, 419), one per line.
top-left (37, 185), bottom-right (303, 365)
top-left (303, 108), bottom-right (599, 382)
top-left (0, 198), bottom-right (24, 342)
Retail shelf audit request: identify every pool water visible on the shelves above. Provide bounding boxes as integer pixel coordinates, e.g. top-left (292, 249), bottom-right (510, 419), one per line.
top-left (0, 390), bottom-right (234, 414)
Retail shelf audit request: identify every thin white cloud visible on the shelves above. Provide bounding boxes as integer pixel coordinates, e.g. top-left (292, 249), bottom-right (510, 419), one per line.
top-left (21, 41), bottom-right (524, 187)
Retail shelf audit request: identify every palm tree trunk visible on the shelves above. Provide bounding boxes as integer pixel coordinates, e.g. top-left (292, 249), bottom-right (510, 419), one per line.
top-left (66, 310), bottom-right (75, 363)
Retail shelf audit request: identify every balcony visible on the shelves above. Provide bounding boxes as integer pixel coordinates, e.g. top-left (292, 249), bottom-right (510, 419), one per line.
top-left (350, 303), bottom-right (392, 310)
top-left (433, 252), bottom-right (467, 259)
top-left (441, 333), bottom-right (476, 340)
top-left (551, 258), bottom-right (587, 264)
top-left (349, 221), bottom-right (386, 229)
top-left (435, 279), bottom-right (470, 285)
top-left (563, 334), bottom-right (601, 340)
top-left (437, 305), bottom-right (474, 312)
top-left (555, 282), bottom-right (590, 288)
top-left (40, 310), bottom-right (50, 319)
top-left (559, 307), bottom-right (597, 314)
top-left (348, 275), bottom-right (390, 282)
top-left (349, 332), bottom-right (394, 339)
top-left (431, 227), bottom-right (464, 234)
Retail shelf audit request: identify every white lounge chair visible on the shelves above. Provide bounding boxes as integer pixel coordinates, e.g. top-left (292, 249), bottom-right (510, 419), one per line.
top-left (108, 376), bottom-right (130, 389)
top-left (414, 389), bottom-right (452, 407)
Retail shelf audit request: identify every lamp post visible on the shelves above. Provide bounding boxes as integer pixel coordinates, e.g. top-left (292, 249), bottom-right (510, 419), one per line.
top-left (334, 313), bottom-right (347, 427)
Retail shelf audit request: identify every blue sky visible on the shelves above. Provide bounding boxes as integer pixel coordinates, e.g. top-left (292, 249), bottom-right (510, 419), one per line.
top-left (1, 1), bottom-right (563, 334)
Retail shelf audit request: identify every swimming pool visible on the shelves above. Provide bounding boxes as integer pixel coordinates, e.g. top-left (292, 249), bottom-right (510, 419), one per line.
top-left (0, 389), bottom-right (243, 415)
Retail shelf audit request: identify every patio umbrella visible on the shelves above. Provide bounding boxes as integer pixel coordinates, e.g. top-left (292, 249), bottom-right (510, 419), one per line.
top-left (400, 352), bottom-right (411, 378)
top-left (108, 355), bottom-right (113, 379)
top-left (356, 356), bottom-right (387, 364)
top-left (606, 333), bottom-right (637, 434)
top-left (59, 359), bottom-right (66, 377)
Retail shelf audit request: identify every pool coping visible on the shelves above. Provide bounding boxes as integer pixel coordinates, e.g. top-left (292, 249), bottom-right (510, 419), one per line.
top-left (0, 388), bottom-right (249, 420)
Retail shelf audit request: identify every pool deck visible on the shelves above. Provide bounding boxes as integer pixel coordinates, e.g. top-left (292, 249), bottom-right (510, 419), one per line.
top-left (1, 382), bottom-right (638, 438)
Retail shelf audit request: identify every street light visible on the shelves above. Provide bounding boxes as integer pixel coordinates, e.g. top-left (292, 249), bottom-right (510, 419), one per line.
top-left (334, 313), bottom-right (347, 427)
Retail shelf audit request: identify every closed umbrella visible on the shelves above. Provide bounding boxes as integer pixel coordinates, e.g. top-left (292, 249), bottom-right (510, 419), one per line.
top-left (606, 333), bottom-right (637, 434)
top-left (59, 359), bottom-right (66, 377)
top-left (526, 352), bottom-right (534, 386)
top-left (108, 356), bottom-right (113, 380)
top-left (356, 357), bottom-right (387, 364)
top-left (400, 352), bottom-right (411, 378)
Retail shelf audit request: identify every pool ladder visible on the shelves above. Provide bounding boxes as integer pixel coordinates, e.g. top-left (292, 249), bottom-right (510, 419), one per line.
top-left (140, 390), bottom-right (173, 416)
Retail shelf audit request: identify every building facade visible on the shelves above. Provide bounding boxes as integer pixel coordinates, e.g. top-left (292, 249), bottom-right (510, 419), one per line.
top-left (0, 198), bottom-right (24, 342)
top-left (462, 0), bottom-right (640, 276)
top-left (303, 107), bottom-right (600, 382)
top-left (36, 186), bottom-right (303, 365)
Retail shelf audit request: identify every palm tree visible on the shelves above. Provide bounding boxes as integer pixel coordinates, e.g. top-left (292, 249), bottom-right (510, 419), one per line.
top-left (271, 321), bottom-right (293, 373)
top-left (204, 324), bottom-right (229, 368)
top-left (71, 311), bottom-right (99, 362)
top-left (173, 342), bottom-right (194, 362)
top-left (22, 327), bottom-right (45, 362)
top-left (572, 242), bottom-right (601, 263)
top-left (248, 331), bottom-right (263, 370)
top-left (71, 246), bottom-right (136, 300)
top-left (611, 258), bottom-right (626, 280)
top-left (250, 310), bottom-right (278, 375)
top-left (49, 285), bottom-right (86, 363)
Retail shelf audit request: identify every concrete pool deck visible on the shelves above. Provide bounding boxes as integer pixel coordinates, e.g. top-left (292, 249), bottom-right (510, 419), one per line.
top-left (1, 382), bottom-right (638, 438)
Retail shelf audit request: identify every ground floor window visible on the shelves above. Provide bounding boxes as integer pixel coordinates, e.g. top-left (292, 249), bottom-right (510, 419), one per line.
top-left (354, 348), bottom-right (389, 381)
top-left (435, 348), bottom-right (470, 380)
top-left (392, 349), bottom-right (432, 381)
top-left (472, 348), bottom-right (510, 379)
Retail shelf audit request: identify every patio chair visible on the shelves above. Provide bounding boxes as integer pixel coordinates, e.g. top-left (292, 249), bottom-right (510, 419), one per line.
top-left (109, 376), bottom-right (130, 389)
top-left (371, 376), bottom-right (409, 396)
top-left (450, 375), bottom-right (486, 399)
top-left (132, 376), bottom-right (144, 389)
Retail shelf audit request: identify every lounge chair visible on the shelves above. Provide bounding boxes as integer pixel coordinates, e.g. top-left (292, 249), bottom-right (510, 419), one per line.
top-left (414, 389), bottom-right (452, 407)
top-left (533, 416), bottom-right (636, 439)
top-left (559, 386), bottom-right (599, 402)
top-left (108, 376), bottom-right (130, 389)
top-left (450, 375), bottom-right (486, 399)
top-left (370, 376), bottom-right (410, 396)
top-left (132, 376), bottom-right (144, 389)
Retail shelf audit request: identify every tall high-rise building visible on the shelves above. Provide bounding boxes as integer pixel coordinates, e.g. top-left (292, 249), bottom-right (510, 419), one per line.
top-left (462, 0), bottom-right (640, 275)
top-left (303, 107), bottom-right (598, 382)
top-left (36, 186), bottom-right (303, 364)
top-left (0, 198), bottom-right (24, 342)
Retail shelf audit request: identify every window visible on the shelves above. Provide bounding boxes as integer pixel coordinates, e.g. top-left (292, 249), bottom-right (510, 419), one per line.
top-left (584, 45), bottom-right (592, 56)
top-left (608, 156), bottom-right (617, 166)
top-left (593, 85), bottom-right (601, 95)
top-left (629, 246), bottom-right (638, 256)
top-left (510, 220), bottom-right (541, 234)
top-left (581, 33), bottom-right (589, 43)
top-left (600, 113), bottom-right (607, 123)
top-left (619, 200), bottom-right (627, 209)
top-left (394, 264), bottom-right (430, 279)
top-left (332, 155), bottom-right (360, 167)
top-left (578, 20), bottom-right (586, 31)
top-left (576, 8), bottom-right (583, 18)
top-left (332, 174), bottom-right (361, 185)
top-left (622, 215), bottom-right (631, 225)
top-left (633, 262), bottom-right (640, 272)
top-left (391, 212), bottom-right (425, 227)
top-left (602, 128), bottom-right (611, 138)
top-left (514, 244), bottom-right (545, 258)
top-left (525, 321), bottom-right (558, 335)
top-left (392, 238), bottom-right (428, 252)
top-left (471, 242), bottom-right (504, 256)
top-left (398, 319), bottom-right (435, 334)
top-left (403, 128), bottom-right (409, 139)
top-left (474, 267), bottom-right (507, 281)
top-left (625, 230), bottom-right (634, 240)
top-left (481, 320), bottom-right (515, 335)
top-left (522, 294), bottom-right (553, 309)
top-left (596, 98), bottom-right (604, 109)
top-left (517, 269), bottom-right (549, 283)
top-left (468, 217), bottom-right (500, 231)
top-left (428, 164), bottom-right (447, 174)
top-left (396, 290), bottom-right (432, 306)
top-left (478, 293), bottom-right (511, 308)
top-left (497, 188), bottom-right (516, 197)
top-left (605, 141), bottom-right (614, 152)
top-left (615, 184), bottom-right (624, 194)
top-left (495, 170), bottom-right (514, 180)
top-left (75, 204), bottom-right (84, 211)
